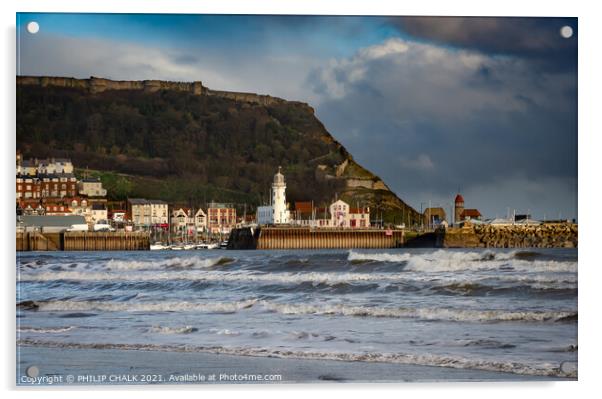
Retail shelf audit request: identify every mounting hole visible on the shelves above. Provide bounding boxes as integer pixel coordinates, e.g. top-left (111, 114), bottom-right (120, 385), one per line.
top-left (26, 365), bottom-right (39, 378)
top-left (560, 25), bottom-right (573, 39)
top-left (27, 21), bottom-right (39, 34)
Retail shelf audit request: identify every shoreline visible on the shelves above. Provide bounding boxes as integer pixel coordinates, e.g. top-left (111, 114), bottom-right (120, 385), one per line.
top-left (17, 345), bottom-right (573, 385)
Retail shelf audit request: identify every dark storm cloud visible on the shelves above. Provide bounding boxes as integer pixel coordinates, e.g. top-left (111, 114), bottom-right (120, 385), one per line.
top-left (308, 37), bottom-right (577, 219)
top-left (389, 17), bottom-right (577, 71)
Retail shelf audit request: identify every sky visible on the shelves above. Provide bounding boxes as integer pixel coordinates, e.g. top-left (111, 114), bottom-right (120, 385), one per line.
top-left (16, 13), bottom-right (578, 220)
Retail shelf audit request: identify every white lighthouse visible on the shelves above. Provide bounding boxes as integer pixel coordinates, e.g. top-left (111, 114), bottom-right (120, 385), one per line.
top-left (257, 166), bottom-right (290, 225)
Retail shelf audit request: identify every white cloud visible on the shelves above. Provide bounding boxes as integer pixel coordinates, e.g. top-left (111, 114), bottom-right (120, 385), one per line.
top-left (18, 34), bottom-right (322, 104)
top-left (310, 37), bottom-right (575, 116)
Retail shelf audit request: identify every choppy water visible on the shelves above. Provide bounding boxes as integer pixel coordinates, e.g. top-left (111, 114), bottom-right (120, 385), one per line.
top-left (16, 248), bottom-right (578, 379)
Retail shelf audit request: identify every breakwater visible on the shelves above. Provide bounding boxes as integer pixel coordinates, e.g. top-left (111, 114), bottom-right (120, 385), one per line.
top-left (228, 227), bottom-right (404, 250)
top-left (438, 224), bottom-right (578, 248)
top-left (16, 231), bottom-right (150, 251)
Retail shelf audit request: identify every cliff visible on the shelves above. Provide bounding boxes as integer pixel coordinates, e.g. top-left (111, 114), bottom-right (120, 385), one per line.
top-left (17, 76), bottom-right (291, 107)
top-left (16, 76), bottom-right (420, 225)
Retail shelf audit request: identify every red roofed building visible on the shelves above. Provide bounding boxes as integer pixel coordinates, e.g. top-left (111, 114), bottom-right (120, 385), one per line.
top-left (460, 209), bottom-right (482, 221)
top-left (454, 193), bottom-right (482, 223)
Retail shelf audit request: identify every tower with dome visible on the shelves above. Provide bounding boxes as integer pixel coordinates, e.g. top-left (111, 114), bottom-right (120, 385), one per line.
top-left (257, 166), bottom-right (290, 225)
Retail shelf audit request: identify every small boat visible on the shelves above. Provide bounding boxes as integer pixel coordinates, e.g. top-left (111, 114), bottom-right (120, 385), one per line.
top-left (196, 242), bottom-right (219, 250)
top-left (219, 240), bottom-right (229, 249)
top-left (150, 242), bottom-right (168, 250)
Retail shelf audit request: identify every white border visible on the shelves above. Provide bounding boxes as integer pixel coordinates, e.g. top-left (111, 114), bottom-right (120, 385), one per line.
top-left (2, 1), bottom-right (600, 398)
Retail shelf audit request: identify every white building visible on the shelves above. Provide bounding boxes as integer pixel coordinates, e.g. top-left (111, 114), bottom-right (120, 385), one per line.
top-left (328, 199), bottom-right (370, 229)
top-left (78, 177), bottom-right (107, 197)
top-left (171, 208), bottom-right (194, 234)
top-left (127, 198), bottom-right (169, 228)
top-left (194, 208), bottom-right (207, 232)
top-left (257, 167), bottom-right (290, 225)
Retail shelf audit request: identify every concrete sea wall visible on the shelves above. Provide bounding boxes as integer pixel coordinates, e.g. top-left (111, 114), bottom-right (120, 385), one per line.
top-left (16, 231), bottom-right (150, 251)
top-left (228, 227), bottom-right (404, 250)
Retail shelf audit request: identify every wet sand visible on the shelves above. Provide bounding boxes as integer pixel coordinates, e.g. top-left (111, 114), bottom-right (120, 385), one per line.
top-left (16, 345), bottom-right (571, 386)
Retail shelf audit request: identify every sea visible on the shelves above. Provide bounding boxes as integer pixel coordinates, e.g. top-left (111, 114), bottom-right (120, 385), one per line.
top-left (16, 248), bottom-right (578, 382)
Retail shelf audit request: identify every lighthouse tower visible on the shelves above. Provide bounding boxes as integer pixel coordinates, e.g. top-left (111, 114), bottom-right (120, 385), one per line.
top-left (271, 166), bottom-right (290, 224)
top-left (454, 194), bottom-right (465, 223)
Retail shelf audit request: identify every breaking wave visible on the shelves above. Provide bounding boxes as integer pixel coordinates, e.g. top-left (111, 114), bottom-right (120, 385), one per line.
top-left (260, 302), bottom-right (576, 322)
top-left (17, 339), bottom-right (576, 378)
top-left (17, 326), bottom-right (75, 333)
top-left (347, 250), bottom-right (577, 273)
top-left (26, 299), bottom-right (257, 314)
top-left (20, 299), bottom-right (576, 323)
top-left (106, 256), bottom-right (234, 271)
top-left (149, 325), bottom-right (198, 334)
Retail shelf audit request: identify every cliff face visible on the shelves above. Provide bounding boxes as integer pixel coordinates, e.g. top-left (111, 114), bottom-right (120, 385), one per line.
top-left (16, 76), bottom-right (420, 225)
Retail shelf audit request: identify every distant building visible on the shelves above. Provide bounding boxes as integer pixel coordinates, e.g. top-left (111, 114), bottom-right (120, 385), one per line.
top-left (37, 158), bottom-right (74, 175)
top-left (454, 194), bottom-right (464, 223)
top-left (127, 198), bottom-right (169, 228)
top-left (194, 208), bottom-right (207, 233)
top-left (16, 155), bottom-right (77, 202)
top-left (460, 209), bottom-right (482, 221)
top-left (16, 156), bottom-right (74, 177)
top-left (257, 167), bottom-right (291, 225)
top-left (423, 207), bottom-right (447, 228)
top-left (454, 193), bottom-right (482, 223)
top-left (207, 202), bottom-right (236, 234)
top-left (328, 199), bottom-right (370, 228)
top-left (90, 203), bottom-right (108, 224)
top-left (171, 207), bottom-right (195, 235)
top-left (78, 177), bottom-right (107, 197)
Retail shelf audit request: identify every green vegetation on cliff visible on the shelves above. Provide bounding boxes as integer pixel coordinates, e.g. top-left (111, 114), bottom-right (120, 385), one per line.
top-left (17, 77), bottom-right (420, 225)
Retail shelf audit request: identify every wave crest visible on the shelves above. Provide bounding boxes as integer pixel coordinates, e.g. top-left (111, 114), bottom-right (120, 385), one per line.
top-left (347, 250), bottom-right (577, 273)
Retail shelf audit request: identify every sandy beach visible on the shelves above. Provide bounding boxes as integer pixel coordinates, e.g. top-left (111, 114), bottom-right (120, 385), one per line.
top-left (17, 345), bottom-right (571, 386)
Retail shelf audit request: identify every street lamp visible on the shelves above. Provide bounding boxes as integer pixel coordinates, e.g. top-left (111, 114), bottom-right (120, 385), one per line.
top-left (420, 202), bottom-right (427, 231)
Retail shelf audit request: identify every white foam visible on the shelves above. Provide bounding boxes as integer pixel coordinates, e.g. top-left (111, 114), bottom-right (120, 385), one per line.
top-left (34, 299), bottom-right (257, 313)
top-left (348, 250), bottom-right (577, 273)
top-left (106, 256), bottom-right (231, 271)
top-left (17, 339), bottom-right (576, 378)
top-left (348, 251), bottom-right (412, 263)
top-left (29, 299), bottom-right (576, 323)
top-left (149, 325), bottom-right (197, 334)
top-left (209, 328), bottom-right (241, 336)
top-left (17, 326), bottom-right (75, 333)
top-left (260, 302), bottom-right (576, 322)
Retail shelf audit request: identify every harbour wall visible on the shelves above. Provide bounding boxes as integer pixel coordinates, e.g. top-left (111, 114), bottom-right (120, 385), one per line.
top-left (228, 227), bottom-right (404, 250)
top-left (16, 231), bottom-right (150, 251)
top-left (437, 224), bottom-right (578, 248)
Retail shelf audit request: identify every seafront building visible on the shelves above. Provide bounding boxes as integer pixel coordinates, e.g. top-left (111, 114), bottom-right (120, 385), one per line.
top-left (207, 202), bottom-right (237, 234)
top-left (126, 198), bottom-right (169, 229)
